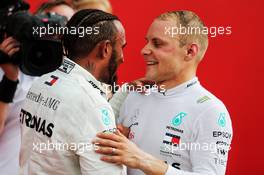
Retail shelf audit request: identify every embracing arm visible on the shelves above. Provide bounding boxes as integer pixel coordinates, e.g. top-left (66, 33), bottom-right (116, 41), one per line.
top-left (94, 130), bottom-right (168, 175)
top-left (94, 104), bottom-right (233, 175)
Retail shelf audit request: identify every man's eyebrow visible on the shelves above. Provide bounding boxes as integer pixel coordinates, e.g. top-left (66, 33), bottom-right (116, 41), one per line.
top-left (152, 37), bottom-right (164, 42)
top-left (145, 36), bottom-right (164, 42)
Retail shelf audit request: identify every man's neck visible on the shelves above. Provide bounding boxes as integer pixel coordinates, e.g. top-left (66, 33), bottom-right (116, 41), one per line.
top-left (157, 71), bottom-right (196, 90)
top-left (76, 58), bottom-right (101, 80)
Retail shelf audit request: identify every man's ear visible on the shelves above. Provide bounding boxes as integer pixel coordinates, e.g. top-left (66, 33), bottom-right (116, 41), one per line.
top-left (96, 40), bottom-right (113, 59)
top-left (185, 43), bottom-right (198, 61)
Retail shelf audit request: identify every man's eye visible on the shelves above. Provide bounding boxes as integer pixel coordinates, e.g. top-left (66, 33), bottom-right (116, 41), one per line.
top-left (153, 41), bottom-right (161, 47)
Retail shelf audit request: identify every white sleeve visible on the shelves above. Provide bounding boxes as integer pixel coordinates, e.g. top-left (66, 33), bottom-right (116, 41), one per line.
top-left (109, 84), bottom-right (129, 119)
top-left (72, 104), bottom-right (124, 175)
top-left (166, 104), bottom-right (233, 175)
top-left (116, 94), bottom-right (131, 127)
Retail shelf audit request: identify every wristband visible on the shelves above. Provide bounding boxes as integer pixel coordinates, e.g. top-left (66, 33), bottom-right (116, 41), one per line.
top-left (0, 75), bottom-right (19, 103)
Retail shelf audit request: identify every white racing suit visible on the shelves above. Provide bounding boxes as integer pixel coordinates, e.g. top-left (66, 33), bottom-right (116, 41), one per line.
top-left (118, 77), bottom-right (233, 175)
top-left (19, 58), bottom-right (124, 175)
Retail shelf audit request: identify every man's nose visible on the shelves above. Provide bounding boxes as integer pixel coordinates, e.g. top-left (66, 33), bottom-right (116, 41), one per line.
top-left (141, 44), bottom-right (151, 56)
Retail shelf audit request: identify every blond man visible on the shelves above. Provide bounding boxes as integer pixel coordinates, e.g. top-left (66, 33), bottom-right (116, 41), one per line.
top-left (94, 10), bottom-right (233, 175)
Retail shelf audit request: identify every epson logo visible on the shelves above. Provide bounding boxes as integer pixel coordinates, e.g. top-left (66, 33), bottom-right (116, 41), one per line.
top-left (213, 131), bottom-right (232, 139)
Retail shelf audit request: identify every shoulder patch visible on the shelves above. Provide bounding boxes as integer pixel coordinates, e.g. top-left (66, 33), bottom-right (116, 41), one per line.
top-left (101, 108), bottom-right (112, 126)
top-left (58, 59), bottom-right (75, 74)
top-left (197, 95), bottom-right (211, 104)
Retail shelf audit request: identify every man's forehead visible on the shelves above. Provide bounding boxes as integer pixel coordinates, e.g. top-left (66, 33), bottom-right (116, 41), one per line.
top-left (114, 20), bottom-right (125, 35)
top-left (146, 19), bottom-right (176, 39)
top-left (114, 20), bottom-right (126, 44)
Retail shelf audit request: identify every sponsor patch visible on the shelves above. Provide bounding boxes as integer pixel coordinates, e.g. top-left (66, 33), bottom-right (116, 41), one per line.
top-left (45, 75), bottom-right (58, 86)
top-left (101, 109), bottom-right (111, 126)
top-left (20, 109), bottom-right (54, 138)
top-left (88, 80), bottom-right (105, 96)
top-left (163, 132), bottom-right (181, 145)
top-left (26, 91), bottom-right (60, 111)
top-left (218, 113), bottom-right (226, 127)
top-left (166, 125), bottom-right (184, 134)
top-left (172, 112), bottom-right (187, 127)
top-left (58, 59), bottom-right (75, 74)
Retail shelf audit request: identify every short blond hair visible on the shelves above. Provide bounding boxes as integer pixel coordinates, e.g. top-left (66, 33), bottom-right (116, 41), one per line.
top-left (73, 0), bottom-right (112, 13)
top-left (157, 10), bottom-right (208, 60)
